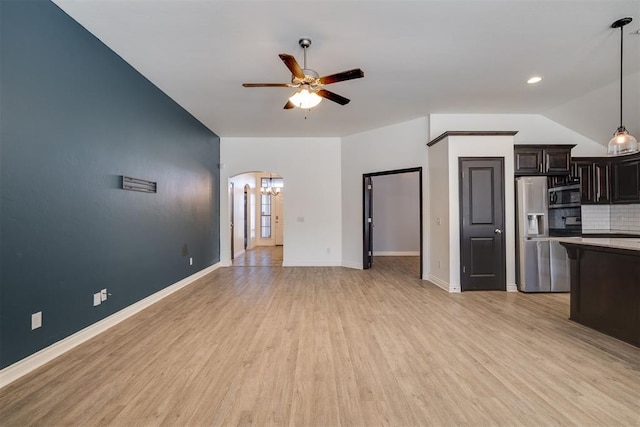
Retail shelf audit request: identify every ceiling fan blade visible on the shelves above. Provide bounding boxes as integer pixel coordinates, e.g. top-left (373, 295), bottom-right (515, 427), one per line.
top-left (278, 54), bottom-right (305, 79)
top-left (284, 100), bottom-right (295, 109)
top-left (242, 83), bottom-right (292, 87)
top-left (316, 89), bottom-right (350, 105)
top-left (318, 68), bottom-right (364, 85)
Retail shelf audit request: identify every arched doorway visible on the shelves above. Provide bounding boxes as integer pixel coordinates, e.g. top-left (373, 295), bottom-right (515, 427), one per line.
top-left (229, 172), bottom-right (284, 266)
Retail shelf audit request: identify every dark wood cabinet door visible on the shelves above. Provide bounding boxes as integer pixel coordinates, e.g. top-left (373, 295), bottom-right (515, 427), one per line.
top-left (593, 161), bottom-right (611, 204)
top-left (544, 148), bottom-right (572, 175)
top-left (514, 149), bottom-right (543, 175)
top-left (572, 161), bottom-right (594, 203)
top-left (612, 155), bottom-right (640, 203)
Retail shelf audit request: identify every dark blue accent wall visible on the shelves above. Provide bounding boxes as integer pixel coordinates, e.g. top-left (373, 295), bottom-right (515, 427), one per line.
top-left (0, 0), bottom-right (220, 368)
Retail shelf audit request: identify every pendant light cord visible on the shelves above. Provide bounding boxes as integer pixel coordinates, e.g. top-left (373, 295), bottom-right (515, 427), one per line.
top-left (619, 25), bottom-right (623, 128)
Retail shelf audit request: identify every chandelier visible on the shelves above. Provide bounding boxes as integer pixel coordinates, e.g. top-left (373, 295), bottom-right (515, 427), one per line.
top-left (261, 175), bottom-right (281, 196)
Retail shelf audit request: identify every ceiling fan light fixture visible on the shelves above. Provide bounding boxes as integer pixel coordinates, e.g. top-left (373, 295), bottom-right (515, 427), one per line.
top-left (289, 87), bottom-right (322, 109)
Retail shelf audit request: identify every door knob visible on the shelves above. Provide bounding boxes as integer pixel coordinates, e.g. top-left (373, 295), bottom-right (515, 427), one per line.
top-left (494, 228), bottom-right (503, 234)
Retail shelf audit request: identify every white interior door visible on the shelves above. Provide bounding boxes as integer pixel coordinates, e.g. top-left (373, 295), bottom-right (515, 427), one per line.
top-left (274, 192), bottom-right (284, 246)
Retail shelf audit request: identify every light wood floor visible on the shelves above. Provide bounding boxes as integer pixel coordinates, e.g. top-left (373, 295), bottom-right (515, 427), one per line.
top-left (233, 246), bottom-right (283, 267)
top-left (1, 257), bottom-right (639, 426)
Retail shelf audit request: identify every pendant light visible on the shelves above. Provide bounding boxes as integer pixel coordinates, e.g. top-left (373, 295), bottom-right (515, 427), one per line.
top-left (607, 17), bottom-right (638, 156)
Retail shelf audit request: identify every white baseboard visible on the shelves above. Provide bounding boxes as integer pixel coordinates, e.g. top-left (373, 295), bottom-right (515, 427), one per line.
top-left (506, 283), bottom-right (518, 292)
top-left (233, 249), bottom-right (245, 259)
top-left (0, 263), bottom-right (221, 389)
top-left (428, 274), bottom-right (461, 293)
top-left (341, 261), bottom-right (363, 269)
top-left (373, 251), bottom-right (420, 256)
top-left (282, 259), bottom-right (342, 267)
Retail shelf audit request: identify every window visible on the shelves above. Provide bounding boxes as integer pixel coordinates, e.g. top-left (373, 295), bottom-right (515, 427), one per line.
top-left (260, 177), bottom-right (283, 239)
top-left (260, 192), bottom-right (271, 238)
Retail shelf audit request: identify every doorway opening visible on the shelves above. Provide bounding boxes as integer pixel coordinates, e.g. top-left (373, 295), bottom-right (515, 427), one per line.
top-left (229, 172), bottom-right (284, 267)
top-left (362, 167), bottom-right (423, 278)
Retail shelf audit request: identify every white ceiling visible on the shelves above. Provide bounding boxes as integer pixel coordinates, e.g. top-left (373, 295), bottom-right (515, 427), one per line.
top-left (52, 0), bottom-right (640, 140)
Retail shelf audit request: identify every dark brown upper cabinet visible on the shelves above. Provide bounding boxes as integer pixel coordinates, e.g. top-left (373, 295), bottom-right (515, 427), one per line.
top-left (571, 159), bottom-right (611, 204)
top-left (572, 152), bottom-right (640, 205)
top-left (572, 161), bottom-right (595, 203)
top-left (612, 152), bottom-right (640, 203)
top-left (514, 145), bottom-right (574, 176)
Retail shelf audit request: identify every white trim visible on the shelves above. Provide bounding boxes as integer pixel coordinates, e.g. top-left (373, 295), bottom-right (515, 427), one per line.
top-left (0, 263), bottom-right (221, 389)
top-left (233, 249), bottom-right (246, 259)
top-left (506, 283), bottom-right (518, 292)
top-left (448, 284), bottom-right (462, 293)
top-left (428, 274), bottom-right (461, 293)
top-left (282, 259), bottom-right (342, 267)
top-left (373, 251), bottom-right (420, 256)
top-left (341, 261), bottom-right (363, 270)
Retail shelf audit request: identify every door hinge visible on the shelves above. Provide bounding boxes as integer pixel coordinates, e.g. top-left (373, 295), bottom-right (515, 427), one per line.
top-left (368, 217), bottom-right (372, 223)
top-left (368, 251), bottom-right (372, 256)
top-left (463, 266), bottom-right (466, 273)
top-left (367, 184), bottom-right (372, 190)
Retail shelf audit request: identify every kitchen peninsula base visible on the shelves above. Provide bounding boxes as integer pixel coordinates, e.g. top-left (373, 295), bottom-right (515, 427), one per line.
top-left (559, 239), bottom-right (639, 347)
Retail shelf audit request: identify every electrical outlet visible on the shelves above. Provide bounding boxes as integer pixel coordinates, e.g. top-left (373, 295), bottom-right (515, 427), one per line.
top-left (189, 257), bottom-right (193, 266)
top-left (101, 288), bottom-right (107, 302)
top-left (31, 312), bottom-right (42, 330)
top-left (93, 293), bottom-right (101, 306)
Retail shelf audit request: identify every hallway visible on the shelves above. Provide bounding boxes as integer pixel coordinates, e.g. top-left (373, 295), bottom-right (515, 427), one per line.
top-left (232, 246), bottom-right (283, 267)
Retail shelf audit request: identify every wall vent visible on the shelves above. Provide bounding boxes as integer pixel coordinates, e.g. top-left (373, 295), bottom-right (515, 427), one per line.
top-left (121, 176), bottom-right (157, 193)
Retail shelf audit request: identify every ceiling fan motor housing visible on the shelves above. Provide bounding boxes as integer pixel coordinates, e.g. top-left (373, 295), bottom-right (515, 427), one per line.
top-left (298, 38), bottom-right (312, 48)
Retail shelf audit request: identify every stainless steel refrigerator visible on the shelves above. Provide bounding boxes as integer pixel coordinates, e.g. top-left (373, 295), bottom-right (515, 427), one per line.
top-left (515, 177), bottom-right (570, 292)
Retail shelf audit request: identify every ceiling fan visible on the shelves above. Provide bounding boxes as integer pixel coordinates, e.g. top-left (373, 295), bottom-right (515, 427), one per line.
top-left (242, 38), bottom-right (364, 109)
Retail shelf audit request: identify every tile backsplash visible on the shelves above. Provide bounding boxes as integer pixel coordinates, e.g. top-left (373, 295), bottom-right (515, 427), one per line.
top-left (610, 205), bottom-right (640, 232)
top-left (582, 204), bottom-right (640, 232)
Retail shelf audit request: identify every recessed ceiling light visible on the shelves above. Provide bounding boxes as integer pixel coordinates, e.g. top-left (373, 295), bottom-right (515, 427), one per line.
top-left (527, 76), bottom-right (543, 84)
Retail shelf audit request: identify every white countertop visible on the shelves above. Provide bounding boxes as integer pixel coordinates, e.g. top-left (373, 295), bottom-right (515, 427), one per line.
top-left (551, 236), bottom-right (640, 252)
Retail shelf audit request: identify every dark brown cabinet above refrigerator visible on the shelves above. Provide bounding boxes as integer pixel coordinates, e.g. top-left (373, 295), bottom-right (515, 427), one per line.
top-left (514, 145), bottom-right (575, 176)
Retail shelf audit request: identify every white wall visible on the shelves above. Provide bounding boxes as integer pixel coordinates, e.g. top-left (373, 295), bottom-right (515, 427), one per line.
top-left (429, 114), bottom-right (607, 157)
top-left (427, 133), bottom-right (516, 293)
top-left (220, 137), bottom-right (342, 266)
top-left (372, 172), bottom-right (420, 255)
top-left (427, 139), bottom-right (450, 289)
top-left (341, 117), bottom-right (429, 272)
top-left (546, 72), bottom-right (640, 149)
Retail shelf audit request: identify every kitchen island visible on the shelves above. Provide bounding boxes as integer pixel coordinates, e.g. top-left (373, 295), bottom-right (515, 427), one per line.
top-left (555, 237), bottom-right (639, 346)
